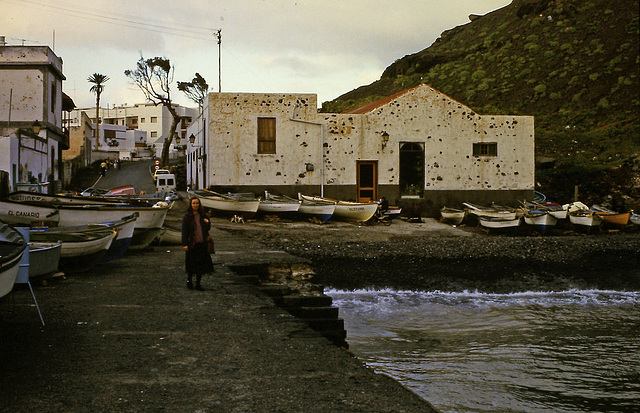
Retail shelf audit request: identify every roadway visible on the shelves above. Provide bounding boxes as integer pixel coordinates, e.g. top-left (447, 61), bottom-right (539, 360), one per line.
top-left (91, 159), bottom-right (157, 194)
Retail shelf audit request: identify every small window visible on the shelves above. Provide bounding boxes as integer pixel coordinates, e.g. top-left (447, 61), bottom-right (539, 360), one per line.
top-left (141, 118), bottom-right (145, 123)
top-left (257, 117), bottom-right (276, 154)
top-left (473, 142), bottom-right (497, 156)
top-left (151, 131), bottom-right (158, 138)
top-left (150, 117), bottom-right (158, 123)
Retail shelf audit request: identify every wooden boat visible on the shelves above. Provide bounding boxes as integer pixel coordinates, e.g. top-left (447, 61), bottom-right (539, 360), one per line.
top-left (29, 213), bottom-right (138, 262)
top-left (463, 202), bottom-right (517, 220)
top-left (0, 222), bottom-right (27, 298)
top-left (30, 229), bottom-right (117, 272)
top-left (299, 194), bottom-right (377, 222)
top-left (155, 224), bottom-right (182, 246)
top-left (259, 191), bottom-right (301, 214)
top-left (522, 210), bottom-right (557, 235)
top-left (591, 205), bottom-right (631, 228)
top-left (479, 216), bottom-right (521, 233)
top-left (189, 189), bottom-right (260, 218)
top-left (297, 194), bottom-right (336, 223)
top-left (8, 190), bottom-right (163, 207)
top-left (28, 242), bottom-right (62, 278)
top-left (0, 198), bottom-right (168, 250)
top-left (566, 203), bottom-right (602, 230)
top-left (440, 207), bottom-right (466, 225)
top-left (631, 211), bottom-right (640, 226)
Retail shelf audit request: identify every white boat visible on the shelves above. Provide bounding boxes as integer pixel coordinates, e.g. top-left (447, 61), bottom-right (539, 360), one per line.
top-left (463, 202), bottom-right (518, 220)
top-left (566, 202), bottom-right (603, 231)
top-left (0, 198), bottom-right (168, 250)
top-left (190, 189), bottom-right (260, 218)
top-left (30, 229), bottom-right (117, 272)
top-left (297, 194), bottom-right (336, 223)
top-left (259, 191), bottom-right (301, 214)
top-left (299, 194), bottom-right (377, 222)
top-left (0, 222), bottom-right (27, 298)
top-left (29, 213), bottom-right (138, 262)
top-left (523, 210), bottom-right (557, 235)
top-left (631, 211), bottom-right (640, 226)
top-left (28, 242), bottom-right (62, 278)
top-left (479, 215), bottom-right (521, 232)
top-left (440, 207), bottom-right (466, 225)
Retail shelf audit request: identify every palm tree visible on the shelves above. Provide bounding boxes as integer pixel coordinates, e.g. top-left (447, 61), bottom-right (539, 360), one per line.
top-left (87, 73), bottom-right (110, 150)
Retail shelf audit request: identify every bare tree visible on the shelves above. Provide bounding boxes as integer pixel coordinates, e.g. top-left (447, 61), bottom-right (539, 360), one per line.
top-left (124, 56), bottom-right (180, 167)
top-left (87, 73), bottom-right (109, 150)
top-left (178, 73), bottom-right (209, 110)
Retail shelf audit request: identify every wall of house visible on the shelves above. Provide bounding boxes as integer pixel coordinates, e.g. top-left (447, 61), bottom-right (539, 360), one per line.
top-left (203, 86), bottom-right (535, 216)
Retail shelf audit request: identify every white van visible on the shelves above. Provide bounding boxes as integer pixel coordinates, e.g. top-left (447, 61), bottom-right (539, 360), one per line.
top-left (155, 174), bottom-right (176, 193)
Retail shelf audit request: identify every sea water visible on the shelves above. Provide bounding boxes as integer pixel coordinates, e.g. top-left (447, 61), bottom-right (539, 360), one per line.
top-left (327, 288), bottom-right (640, 413)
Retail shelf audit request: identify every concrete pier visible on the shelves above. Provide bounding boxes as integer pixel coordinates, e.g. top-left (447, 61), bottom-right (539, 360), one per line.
top-left (0, 199), bottom-right (438, 412)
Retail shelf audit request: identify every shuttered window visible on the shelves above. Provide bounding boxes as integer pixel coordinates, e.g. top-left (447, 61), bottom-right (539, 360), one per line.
top-left (473, 142), bottom-right (498, 156)
top-left (257, 117), bottom-right (276, 154)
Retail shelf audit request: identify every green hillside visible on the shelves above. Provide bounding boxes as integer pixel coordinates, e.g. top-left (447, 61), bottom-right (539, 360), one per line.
top-left (322, 0), bottom-right (640, 208)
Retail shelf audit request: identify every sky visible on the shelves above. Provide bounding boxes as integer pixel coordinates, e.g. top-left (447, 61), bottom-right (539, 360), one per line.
top-left (1, 0), bottom-right (511, 109)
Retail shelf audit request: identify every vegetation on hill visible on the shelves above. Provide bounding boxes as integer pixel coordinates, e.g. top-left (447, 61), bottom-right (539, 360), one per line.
top-left (322, 0), bottom-right (639, 209)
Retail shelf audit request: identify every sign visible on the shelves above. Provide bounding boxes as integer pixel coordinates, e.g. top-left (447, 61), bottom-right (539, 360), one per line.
top-left (155, 165), bottom-right (160, 170)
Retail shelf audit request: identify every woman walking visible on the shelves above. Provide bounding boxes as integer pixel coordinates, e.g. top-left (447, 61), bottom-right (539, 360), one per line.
top-left (181, 197), bottom-right (214, 290)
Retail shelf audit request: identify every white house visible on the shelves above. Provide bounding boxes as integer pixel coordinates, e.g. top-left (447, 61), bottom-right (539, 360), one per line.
top-left (70, 103), bottom-right (197, 160)
top-left (187, 84), bottom-right (535, 215)
top-left (0, 39), bottom-right (69, 193)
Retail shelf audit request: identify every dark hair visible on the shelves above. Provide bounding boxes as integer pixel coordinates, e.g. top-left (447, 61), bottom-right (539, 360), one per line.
top-left (187, 197), bottom-right (204, 216)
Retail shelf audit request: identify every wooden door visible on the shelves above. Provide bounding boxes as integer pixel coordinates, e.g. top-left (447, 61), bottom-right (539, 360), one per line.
top-left (357, 161), bottom-right (377, 202)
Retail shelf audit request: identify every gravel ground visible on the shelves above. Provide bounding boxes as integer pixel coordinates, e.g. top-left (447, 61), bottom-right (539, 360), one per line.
top-left (216, 218), bottom-right (640, 293)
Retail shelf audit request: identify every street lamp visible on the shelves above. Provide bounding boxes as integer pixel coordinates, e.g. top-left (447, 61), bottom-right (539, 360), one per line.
top-left (189, 134), bottom-right (196, 145)
top-left (32, 120), bottom-right (41, 134)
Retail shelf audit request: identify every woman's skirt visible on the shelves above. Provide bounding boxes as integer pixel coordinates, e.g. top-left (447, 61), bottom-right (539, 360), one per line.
top-left (185, 242), bottom-right (214, 275)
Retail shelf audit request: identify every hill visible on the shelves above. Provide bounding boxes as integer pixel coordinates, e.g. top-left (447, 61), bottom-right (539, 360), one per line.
top-left (321, 0), bottom-right (640, 209)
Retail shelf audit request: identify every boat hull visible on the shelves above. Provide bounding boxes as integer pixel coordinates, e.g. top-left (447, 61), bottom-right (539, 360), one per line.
top-left (479, 216), bottom-right (521, 233)
top-left (523, 212), bottom-right (558, 235)
top-left (441, 208), bottom-right (466, 225)
top-left (28, 242), bottom-right (61, 277)
top-left (0, 223), bottom-right (27, 298)
top-left (333, 202), bottom-right (378, 222)
top-left (599, 212), bottom-right (630, 227)
top-left (192, 191), bottom-right (260, 218)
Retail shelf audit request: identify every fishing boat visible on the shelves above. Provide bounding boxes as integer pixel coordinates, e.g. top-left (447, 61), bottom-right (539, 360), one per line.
top-left (297, 194), bottom-right (336, 223)
top-left (440, 207), bottom-right (466, 225)
top-left (28, 242), bottom-right (62, 278)
top-left (0, 221), bottom-right (27, 299)
top-left (29, 213), bottom-right (138, 262)
top-left (566, 202), bottom-right (602, 231)
top-left (522, 210), bottom-right (557, 235)
top-left (463, 202), bottom-right (518, 220)
top-left (631, 211), bottom-right (640, 226)
top-left (299, 194), bottom-right (377, 222)
top-left (591, 205), bottom-right (631, 228)
top-left (189, 189), bottom-right (260, 218)
top-left (30, 229), bottom-right (117, 272)
top-left (259, 191), bottom-right (301, 214)
top-left (0, 198), bottom-right (168, 250)
top-left (155, 224), bottom-right (182, 246)
top-left (8, 190), bottom-right (163, 207)
top-left (478, 216), bottom-right (521, 233)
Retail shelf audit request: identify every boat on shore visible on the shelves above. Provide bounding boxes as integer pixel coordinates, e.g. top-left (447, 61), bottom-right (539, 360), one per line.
top-left (28, 242), bottom-right (62, 278)
top-left (440, 207), bottom-right (466, 225)
top-left (478, 216), bottom-right (521, 233)
top-left (189, 190), bottom-right (260, 218)
top-left (631, 211), bottom-right (640, 226)
top-left (297, 194), bottom-right (336, 223)
top-left (30, 228), bottom-right (117, 272)
top-left (566, 202), bottom-right (602, 231)
top-left (463, 202), bottom-right (518, 220)
top-left (299, 194), bottom-right (377, 222)
top-left (522, 210), bottom-right (558, 235)
top-left (0, 222), bottom-right (27, 299)
top-left (591, 205), bottom-right (631, 228)
top-left (259, 191), bottom-right (301, 214)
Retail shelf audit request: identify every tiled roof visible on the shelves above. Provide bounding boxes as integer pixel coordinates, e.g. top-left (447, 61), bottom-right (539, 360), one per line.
top-left (341, 84), bottom-right (424, 114)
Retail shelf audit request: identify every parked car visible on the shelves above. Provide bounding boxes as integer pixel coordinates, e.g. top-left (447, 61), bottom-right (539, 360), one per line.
top-left (153, 169), bottom-right (170, 180)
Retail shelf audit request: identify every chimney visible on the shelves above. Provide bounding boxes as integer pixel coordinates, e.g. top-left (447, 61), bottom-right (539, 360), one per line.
top-left (0, 36), bottom-right (6, 46)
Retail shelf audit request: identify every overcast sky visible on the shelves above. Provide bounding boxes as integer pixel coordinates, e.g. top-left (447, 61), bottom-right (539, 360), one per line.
top-left (2, 0), bottom-right (510, 109)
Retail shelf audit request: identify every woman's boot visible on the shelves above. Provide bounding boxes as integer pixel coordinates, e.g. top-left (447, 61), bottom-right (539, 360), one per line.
top-left (195, 274), bottom-right (204, 291)
top-left (186, 274), bottom-right (194, 289)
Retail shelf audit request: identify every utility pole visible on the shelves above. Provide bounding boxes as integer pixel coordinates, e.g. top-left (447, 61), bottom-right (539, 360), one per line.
top-left (214, 29), bottom-right (222, 93)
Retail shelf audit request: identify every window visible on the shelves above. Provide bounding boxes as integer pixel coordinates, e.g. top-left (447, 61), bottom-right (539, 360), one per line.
top-left (141, 118), bottom-right (145, 123)
top-left (151, 131), bottom-right (158, 138)
top-left (257, 117), bottom-right (276, 154)
top-left (150, 117), bottom-right (158, 123)
top-left (473, 142), bottom-right (498, 156)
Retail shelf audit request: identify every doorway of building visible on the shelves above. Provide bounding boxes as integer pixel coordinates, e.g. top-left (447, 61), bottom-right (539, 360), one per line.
top-left (357, 161), bottom-right (377, 202)
top-left (399, 142), bottom-right (425, 197)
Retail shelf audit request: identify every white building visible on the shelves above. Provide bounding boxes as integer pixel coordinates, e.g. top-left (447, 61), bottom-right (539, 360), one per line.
top-left (187, 84), bottom-right (535, 216)
top-left (70, 103), bottom-right (197, 159)
top-left (0, 39), bottom-right (70, 193)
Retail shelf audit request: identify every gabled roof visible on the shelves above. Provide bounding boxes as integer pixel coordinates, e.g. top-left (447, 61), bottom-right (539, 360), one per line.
top-left (341, 84), bottom-right (423, 114)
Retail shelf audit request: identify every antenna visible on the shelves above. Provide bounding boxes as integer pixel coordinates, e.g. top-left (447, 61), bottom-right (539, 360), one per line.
top-left (52, 30), bottom-right (55, 51)
top-left (214, 29), bottom-right (222, 93)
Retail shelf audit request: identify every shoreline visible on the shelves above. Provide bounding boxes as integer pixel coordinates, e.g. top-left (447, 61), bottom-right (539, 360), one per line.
top-left (213, 217), bottom-right (640, 293)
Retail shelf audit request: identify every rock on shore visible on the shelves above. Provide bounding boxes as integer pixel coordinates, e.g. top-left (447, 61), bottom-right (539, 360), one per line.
top-left (218, 220), bottom-right (640, 293)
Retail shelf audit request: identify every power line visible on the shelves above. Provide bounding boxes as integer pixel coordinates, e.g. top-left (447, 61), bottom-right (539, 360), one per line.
top-left (5, 0), bottom-right (219, 41)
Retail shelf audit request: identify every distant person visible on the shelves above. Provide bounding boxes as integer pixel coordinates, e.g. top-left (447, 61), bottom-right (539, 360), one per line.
top-left (181, 197), bottom-right (214, 291)
top-left (380, 197), bottom-right (389, 212)
top-left (100, 161), bottom-right (107, 177)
